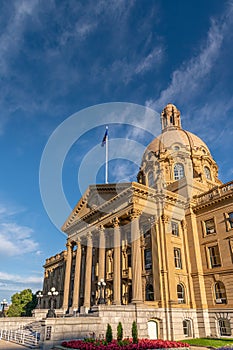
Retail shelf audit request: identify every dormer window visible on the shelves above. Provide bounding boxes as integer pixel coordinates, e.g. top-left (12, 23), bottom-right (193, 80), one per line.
top-left (204, 166), bottom-right (211, 180)
top-left (174, 163), bottom-right (185, 180)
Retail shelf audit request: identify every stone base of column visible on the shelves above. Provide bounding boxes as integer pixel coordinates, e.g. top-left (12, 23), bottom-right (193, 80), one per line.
top-left (80, 305), bottom-right (89, 314)
top-left (69, 307), bottom-right (79, 316)
top-left (131, 299), bottom-right (143, 304)
top-left (62, 306), bottom-right (69, 315)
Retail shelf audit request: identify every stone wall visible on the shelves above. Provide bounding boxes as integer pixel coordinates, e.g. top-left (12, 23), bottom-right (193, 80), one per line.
top-left (40, 305), bottom-right (203, 349)
top-left (0, 317), bottom-right (40, 330)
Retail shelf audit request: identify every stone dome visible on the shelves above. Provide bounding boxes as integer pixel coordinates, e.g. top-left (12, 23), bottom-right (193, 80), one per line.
top-left (146, 128), bottom-right (211, 156)
top-left (138, 104), bottom-right (221, 194)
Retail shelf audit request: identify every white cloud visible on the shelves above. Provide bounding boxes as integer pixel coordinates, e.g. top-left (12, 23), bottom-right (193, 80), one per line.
top-left (135, 47), bottom-right (164, 74)
top-left (0, 222), bottom-right (39, 256)
top-left (147, 2), bottom-right (233, 110)
top-left (0, 203), bottom-right (40, 256)
top-left (0, 271), bottom-right (42, 284)
top-left (0, 0), bottom-right (39, 75)
top-left (0, 271), bottom-right (43, 301)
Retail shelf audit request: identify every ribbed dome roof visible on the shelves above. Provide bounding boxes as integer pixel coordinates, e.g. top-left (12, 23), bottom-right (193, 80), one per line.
top-left (146, 128), bottom-right (211, 155)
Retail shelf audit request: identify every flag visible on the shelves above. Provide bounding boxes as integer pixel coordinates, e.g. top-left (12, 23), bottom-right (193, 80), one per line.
top-left (101, 126), bottom-right (108, 147)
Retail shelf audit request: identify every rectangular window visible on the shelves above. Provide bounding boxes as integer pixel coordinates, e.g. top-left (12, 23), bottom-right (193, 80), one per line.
top-left (172, 221), bottom-right (179, 236)
top-left (209, 245), bottom-right (221, 268)
top-left (204, 218), bottom-right (216, 235)
top-left (144, 249), bottom-right (152, 270)
top-left (228, 212), bottom-right (233, 229)
top-left (219, 319), bottom-right (231, 336)
top-left (174, 248), bottom-right (182, 269)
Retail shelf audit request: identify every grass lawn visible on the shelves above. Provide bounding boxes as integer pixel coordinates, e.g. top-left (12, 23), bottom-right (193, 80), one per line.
top-left (180, 338), bottom-right (233, 348)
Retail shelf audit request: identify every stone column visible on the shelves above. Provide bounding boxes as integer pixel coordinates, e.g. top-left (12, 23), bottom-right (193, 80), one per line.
top-left (130, 210), bottom-right (143, 303)
top-left (113, 218), bottom-right (121, 305)
top-left (83, 233), bottom-right (93, 310)
top-left (71, 239), bottom-right (82, 311)
top-left (62, 241), bottom-right (73, 312)
top-left (98, 226), bottom-right (106, 282)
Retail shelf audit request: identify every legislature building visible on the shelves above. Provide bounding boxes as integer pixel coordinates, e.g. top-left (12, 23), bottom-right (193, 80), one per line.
top-left (41, 104), bottom-right (233, 340)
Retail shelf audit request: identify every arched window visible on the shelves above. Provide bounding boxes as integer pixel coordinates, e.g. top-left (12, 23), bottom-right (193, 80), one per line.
top-left (146, 284), bottom-right (154, 301)
top-left (148, 171), bottom-right (154, 187)
top-left (174, 163), bottom-right (184, 180)
top-left (183, 319), bottom-right (192, 337)
top-left (219, 319), bottom-right (231, 336)
top-left (215, 281), bottom-right (227, 304)
top-left (177, 283), bottom-right (185, 303)
top-left (204, 166), bottom-right (211, 180)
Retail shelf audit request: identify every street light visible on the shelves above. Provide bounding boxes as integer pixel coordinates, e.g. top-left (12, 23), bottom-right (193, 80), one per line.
top-left (46, 287), bottom-right (59, 318)
top-left (97, 279), bottom-right (106, 304)
top-left (36, 291), bottom-right (43, 309)
top-left (0, 299), bottom-right (8, 317)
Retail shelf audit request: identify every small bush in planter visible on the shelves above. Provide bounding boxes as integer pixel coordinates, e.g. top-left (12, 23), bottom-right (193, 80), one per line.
top-left (132, 321), bottom-right (138, 344)
top-left (105, 323), bottom-right (113, 343)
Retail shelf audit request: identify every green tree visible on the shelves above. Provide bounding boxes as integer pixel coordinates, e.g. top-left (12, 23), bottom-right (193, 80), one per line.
top-left (106, 323), bottom-right (113, 343)
top-left (117, 322), bottom-right (123, 342)
top-left (7, 289), bottom-right (37, 317)
top-left (132, 321), bottom-right (138, 344)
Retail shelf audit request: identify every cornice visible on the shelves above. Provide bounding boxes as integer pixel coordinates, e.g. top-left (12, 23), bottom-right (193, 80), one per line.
top-left (63, 182), bottom-right (187, 236)
top-left (193, 180), bottom-right (233, 212)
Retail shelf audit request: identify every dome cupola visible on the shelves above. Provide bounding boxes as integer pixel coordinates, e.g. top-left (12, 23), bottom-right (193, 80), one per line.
top-left (138, 104), bottom-right (221, 197)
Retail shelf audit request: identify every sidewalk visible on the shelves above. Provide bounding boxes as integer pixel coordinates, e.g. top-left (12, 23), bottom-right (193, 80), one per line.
top-left (0, 340), bottom-right (30, 349)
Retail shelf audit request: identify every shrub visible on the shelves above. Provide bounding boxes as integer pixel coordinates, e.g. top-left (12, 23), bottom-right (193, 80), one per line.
top-left (132, 321), bottom-right (138, 344)
top-left (117, 322), bottom-right (123, 342)
top-left (105, 323), bottom-right (113, 343)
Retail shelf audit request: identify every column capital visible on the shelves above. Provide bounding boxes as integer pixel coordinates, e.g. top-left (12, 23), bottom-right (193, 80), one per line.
top-left (129, 209), bottom-right (141, 220)
top-left (161, 214), bottom-right (169, 223)
top-left (66, 241), bottom-right (73, 250)
top-left (99, 224), bottom-right (105, 231)
top-left (112, 217), bottom-right (120, 227)
top-left (76, 238), bottom-right (81, 248)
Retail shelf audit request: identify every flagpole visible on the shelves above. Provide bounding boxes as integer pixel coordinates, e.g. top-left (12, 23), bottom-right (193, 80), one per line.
top-left (105, 126), bottom-right (108, 184)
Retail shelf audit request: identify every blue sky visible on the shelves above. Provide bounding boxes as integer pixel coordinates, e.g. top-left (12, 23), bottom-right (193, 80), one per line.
top-left (0, 0), bottom-right (233, 303)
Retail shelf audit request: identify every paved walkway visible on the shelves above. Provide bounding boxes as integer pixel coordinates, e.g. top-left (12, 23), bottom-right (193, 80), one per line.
top-left (0, 340), bottom-right (30, 349)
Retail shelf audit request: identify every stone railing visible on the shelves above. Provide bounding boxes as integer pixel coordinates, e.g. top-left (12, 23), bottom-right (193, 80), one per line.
top-left (194, 180), bottom-right (233, 205)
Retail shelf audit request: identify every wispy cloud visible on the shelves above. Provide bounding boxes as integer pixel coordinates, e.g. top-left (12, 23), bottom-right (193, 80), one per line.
top-left (135, 47), bottom-right (164, 75)
top-left (0, 203), bottom-right (40, 256)
top-left (147, 2), bottom-right (233, 110)
top-left (0, 271), bottom-right (42, 285)
top-left (0, 271), bottom-right (43, 301)
top-left (0, 0), bottom-right (39, 76)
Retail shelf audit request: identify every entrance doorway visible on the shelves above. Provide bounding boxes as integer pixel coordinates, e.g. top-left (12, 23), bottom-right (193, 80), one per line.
top-left (148, 320), bottom-right (158, 339)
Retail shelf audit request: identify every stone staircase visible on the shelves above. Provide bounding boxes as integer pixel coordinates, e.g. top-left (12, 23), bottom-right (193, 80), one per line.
top-left (0, 320), bottom-right (42, 348)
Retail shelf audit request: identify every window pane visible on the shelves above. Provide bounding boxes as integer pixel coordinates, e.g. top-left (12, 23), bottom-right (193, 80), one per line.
top-left (204, 166), bottom-right (211, 180)
top-left (219, 319), bottom-right (231, 336)
top-left (183, 320), bottom-right (191, 336)
top-left (205, 219), bottom-right (216, 235)
top-left (172, 221), bottom-right (179, 236)
top-left (146, 284), bottom-right (154, 301)
top-left (209, 245), bottom-right (221, 268)
top-left (229, 212), bottom-right (233, 229)
top-left (177, 284), bottom-right (185, 303)
top-left (215, 282), bottom-right (227, 303)
top-left (144, 249), bottom-right (152, 270)
top-left (174, 163), bottom-right (185, 180)
top-left (174, 248), bottom-right (182, 269)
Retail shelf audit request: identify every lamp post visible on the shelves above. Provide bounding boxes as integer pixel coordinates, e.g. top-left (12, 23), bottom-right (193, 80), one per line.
top-left (0, 299), bottom-right (8, 317)
top-left (36, 291), bottom-right (43, 309)
top-left (46, 287), bottom-right (58, 318)
top-left (97, 279), bottom-right (106, 304)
